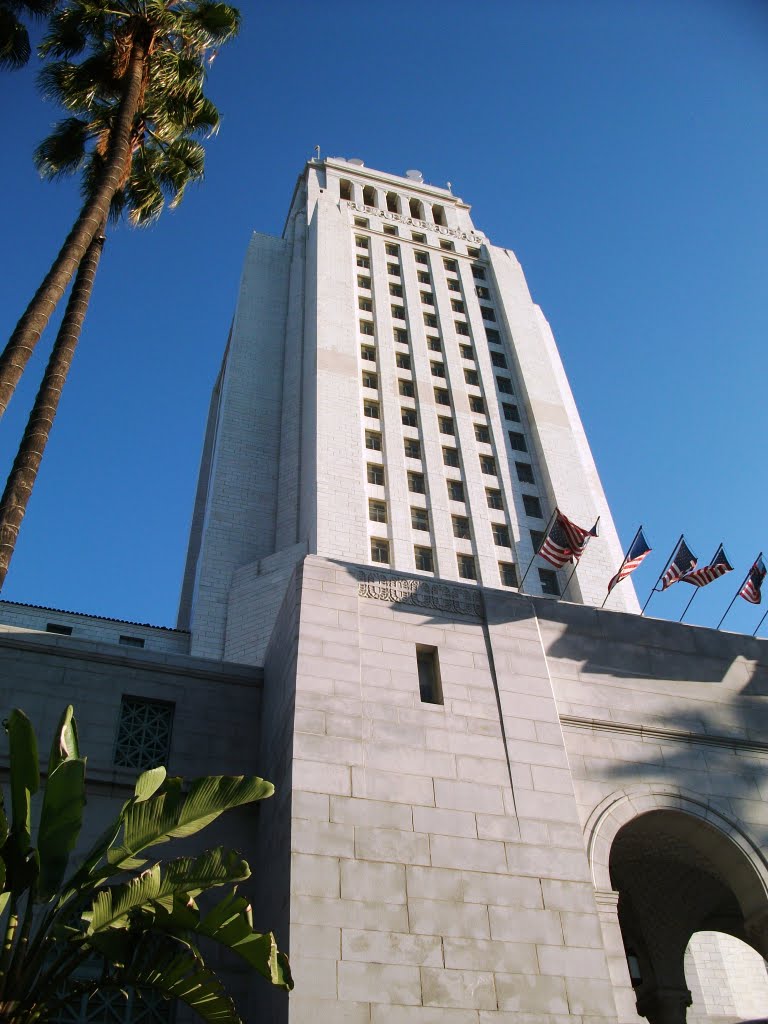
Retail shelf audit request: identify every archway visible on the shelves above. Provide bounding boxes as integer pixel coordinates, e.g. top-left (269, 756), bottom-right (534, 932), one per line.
top-left (608, 808), bottom-right (768, 1024)
top-left (685, 930), bottom-right (768, 1020)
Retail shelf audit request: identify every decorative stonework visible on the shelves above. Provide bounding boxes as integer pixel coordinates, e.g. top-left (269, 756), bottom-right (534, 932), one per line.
top-left (347, 201), bottom-right (484, 244)
top-left (355, 570), bottom-right (483, 617)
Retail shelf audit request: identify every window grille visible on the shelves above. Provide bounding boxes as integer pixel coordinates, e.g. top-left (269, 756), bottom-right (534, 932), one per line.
top-left (114, 697), bottom-right (174, 771)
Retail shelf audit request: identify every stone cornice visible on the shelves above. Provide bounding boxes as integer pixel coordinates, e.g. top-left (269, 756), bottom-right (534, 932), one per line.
top-left (560, 714), bottom-right (768, 754)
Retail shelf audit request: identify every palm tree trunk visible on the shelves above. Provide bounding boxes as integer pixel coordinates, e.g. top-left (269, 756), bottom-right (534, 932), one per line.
top-left (0, 31), bottom-right (148, 420)
top-left (0, 223), bottom-right (107, 592)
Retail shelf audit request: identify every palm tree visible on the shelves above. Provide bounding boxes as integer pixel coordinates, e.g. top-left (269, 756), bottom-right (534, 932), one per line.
top-left (0, 705), bottom-right (292, 1024)
top-left (0, 0), bottom-right (239, 417)
top-left (0, 0), bottom-right (56, 70)
top-left (0, 95), bottom-right (212, 590)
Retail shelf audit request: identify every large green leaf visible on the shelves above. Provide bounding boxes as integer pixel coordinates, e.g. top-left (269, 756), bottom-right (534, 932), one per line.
top-left (37, 757), bottom-right (87, 902)
top-left (47, 705), bottom-right (80, 775)
top-left (88, 848), bottom-right (250, 932)
top-left (134, 767), bottom-right (166, 803)
top-left (5, 709), bottom-right (40, 849)
top-left (107, 776), bottom-right (273, 867)
top-left (196, 891), bottom-right (292, 990)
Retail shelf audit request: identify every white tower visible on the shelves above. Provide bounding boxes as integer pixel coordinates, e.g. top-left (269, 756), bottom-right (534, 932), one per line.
top-left (178, 157), bottom-right (638, 663)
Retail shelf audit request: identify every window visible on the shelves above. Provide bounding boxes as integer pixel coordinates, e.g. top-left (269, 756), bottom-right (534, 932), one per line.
top-left (509, 431), bottom-right (527, 452)
top-left (371, 538), bottom-right (390, 564)
top-left (486, 488), bottom-right (503, 510)
top-left (361, 345), bottom-right (375, 362)
top-left (515, 461), bottom-right (534, 484)
top-left (356, 235), bottom-right (369, 249)
top-left (383, 224), bottom-right (397, 236)
top-left (114, 696), bottom-right (174, 770)
top-left (389, 283), bottom-right (403, 297)
top-left (358, 297), bottom-right (373, 312)
top-left (363, 185), bottom-right (377, 208)
top-left (360, 320), bottom-right (374, 336)
top-left (499, 562), bottom-right (518, 588)
top-left (492, 524), bottom-right (511, 547)
top-left (362, 371), bottom-right (378, 389)
top-left (458, 554), bottom-right (477, 580)
top-left (369, 499), bottom-right (387, 523)
top-left (340, 179), bottom-right (353, 201)
top-left (434, 388), bottom-right (450, 405)
top-left (388, 262), bottom-right (401, 276)
top-left (476, 286), bottom-right (490, 299)
top-left (447, 279), bottom-right (461, 292)
top-left (392, 305), bottom-right (406, 320)
top-left (440, 240), bottom-right (455, 251)
top-left (52, 977), bottom-right (171, 1024)
top-left (443, 446), bottom-right (460, 467)
top-left (439, 416), bottom-right (455, 435)
top-left (410, 198), bottom-right (425, 219)
top-left (412, 232), bottom-right (427, 243)
top-left (417, 271), bottom-right (431, 284)
top-left (469, 396), bottom-right (485, 414)
top-left (539, 569), bottom-right (560, 596)
top-left (365, 430), bottom-right (382, 451)
top-left (451, 299), bottom-right (465, 313)
top-left (414, 251), bottom-right (428, 265)
top-left (448, 480), bottom-right (465, 502)
top-left (408, 471), bottom-right (426, 494)
top-left (472, 265), bottom-right (486, 280)
top-left (423, 313), bottom-right (438, 328)
top-left (417, 646), bottom-right (443, 704)
top-left (455, 321), bottom-right (470, 336)
top-left (481, 307), bottom-right (496, 321)
top-left (443, 258), bottom-right (457, 272)
top-left (356, 255), bottom-right (370, 269)
top-left (468, 247), bottom-right (481, 259)
top-left (428, 337), bottom-right (442, 352)
top-left (452, 515), bottom-right (470, 539)
top-left (399, 379), bottom-right (414, 397)
top-left (486, 328), bottom-right (500, 344)
top-left (497, 377), bottom-right (513, 394)
top-left (432, 203), bottom-right (447, 226)
top-left (46, 622), bottom-right (72, 636)
top-left (411, 507), bottom-right (429, 531)
top-left (474, 424), bottom-right (490, 443)
top-left (414, 546), bottom-right (434, 572)
top-left (480, 455), bottom-right (497, 475)
top-left (358, 275), bottom-right (371, 289)
top-left (523, 494), bottom-right (543, 518)
top-left (118, 630), bottom-right (145, 647)
top-left (503, 402), bottom-right (520, 421)
top-left (465, 369), bottom-right (479, 386)
top-left (404, 438), bottom-right (421, 459)
top-left (354, 217), bottom-right (368, 228)
top-left (530, 529), bottom-right (545, 551)
top-left (402, 408), bottom-right (418, 427)
top-left (394, 327), bottom-right (409, 345)
top-left (385, 242), bottom-right (400, 257)
top-left (386, 191), bottom-right (400, 213)
top-left (396, 352), bottom-right (411, 370)
top-left (367, 463), bottom-right (384, 485)
top-left (431, 361), bottom-right (446, 378)
top-left (363, 400), bottom-right (380, 418)
top-left (460, 344), bottom-right (474, 360)
top-left (421, 291), bottom-right (435, 305)
top-left (491, 351), bottom-right (508, 368)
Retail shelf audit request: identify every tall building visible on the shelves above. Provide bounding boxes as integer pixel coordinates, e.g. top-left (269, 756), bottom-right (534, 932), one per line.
top-left (1, 159), bottom-right (767, 1024)
top-left (178, 157), bottom-right (638, 666)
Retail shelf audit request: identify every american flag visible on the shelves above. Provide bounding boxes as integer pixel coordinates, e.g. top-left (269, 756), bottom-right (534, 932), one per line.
top-left (680, 544), bottom-right (733, 588)
top-left (608, 529), bottom-right (651, 594)
top-left (661, 538), bottom-right (697, 590)
top-left (539, 510), bottom-right (597, 569)
top-left (740, 556), bottom-right (767, 605)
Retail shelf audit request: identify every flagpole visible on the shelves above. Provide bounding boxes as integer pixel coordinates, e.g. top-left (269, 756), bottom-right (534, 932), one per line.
top-left (679, 542), bottom-right (720, 623)
top-left (752, 607), bottom-right (768, 637)
top-left (718, 553), bottom-right (760, 630)
top-left (562, 517), bottom-right (600, 602)
top-left (641, 533), bottom-right (682, 616)
top-left (518, 507), bottom-right (558, 595)
top-left (601, 524), bottom-right (642, 609)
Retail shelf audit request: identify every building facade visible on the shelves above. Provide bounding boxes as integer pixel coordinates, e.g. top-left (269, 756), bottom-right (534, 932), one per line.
top-left (1, 159), bottom-right (767, 1024)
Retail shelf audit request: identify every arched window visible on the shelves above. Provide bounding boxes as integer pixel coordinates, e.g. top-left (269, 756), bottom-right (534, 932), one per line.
top-left (409, 198), bottom-right (424, 220)
top-left (386, 192), bottom-right (400, 214)
top-left (339, 179), bottom-right (353, 201)
top-left (363, 185), bottom-right (377, 208)
top-left (432, 204), bottom-right (447, 226)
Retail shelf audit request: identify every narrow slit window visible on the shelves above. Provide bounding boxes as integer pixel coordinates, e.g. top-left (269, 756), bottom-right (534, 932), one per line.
top-left (417, 646), bottom-right (443, 705)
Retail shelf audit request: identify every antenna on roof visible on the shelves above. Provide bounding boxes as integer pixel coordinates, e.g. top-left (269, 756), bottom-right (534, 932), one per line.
top-left (314, 145), bottom-right (320, 161)
top-left (446, 181), bottom-right (453, 193)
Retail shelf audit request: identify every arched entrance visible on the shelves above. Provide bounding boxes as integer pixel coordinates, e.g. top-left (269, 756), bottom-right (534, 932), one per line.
top-left (685, 930), bottom-right (768, 1020)
top-left (607, 808), bottom-right (768, 1024)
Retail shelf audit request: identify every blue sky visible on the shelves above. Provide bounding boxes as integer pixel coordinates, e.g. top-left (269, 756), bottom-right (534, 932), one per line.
top-left (0, 0), bottom-right (766, 635)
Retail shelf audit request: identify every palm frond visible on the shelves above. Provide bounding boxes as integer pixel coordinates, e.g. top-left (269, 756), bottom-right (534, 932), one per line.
top-left (34, 117), bottom-right (91, 179)
top-left (0, 7), bottom-right (31, 69)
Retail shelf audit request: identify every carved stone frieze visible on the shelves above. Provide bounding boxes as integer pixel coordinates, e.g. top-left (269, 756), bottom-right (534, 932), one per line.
top-left (346, 202), bottom-right (484, 244)
top-left (354, 570), bottom-right (483, 617)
